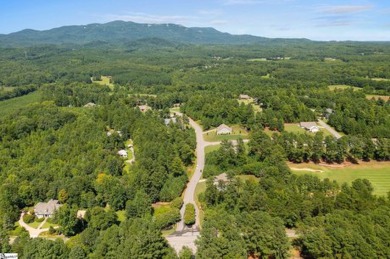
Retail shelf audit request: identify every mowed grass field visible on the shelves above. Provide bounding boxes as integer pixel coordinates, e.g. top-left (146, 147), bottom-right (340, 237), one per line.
top-left (366, 95), bottom-right (390, 101)
top-left (264, 123), bottom-right (334, 137)
top-left (328, 85), bottom-right (362, 91)
top-left (203, 125), bottom-right (249, 142)
top-left (289, 161), bottom-right (390, 196)
top-left (92, 75), bottom-right (114, 90)
top-left (0, 91), bottom-right (42, 117)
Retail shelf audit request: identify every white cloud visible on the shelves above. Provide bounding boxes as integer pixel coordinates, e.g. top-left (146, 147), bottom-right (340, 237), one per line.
top-left (104, 12), bottom-right (197, 25)
top-left (319, 5), bottom-right (373, 14)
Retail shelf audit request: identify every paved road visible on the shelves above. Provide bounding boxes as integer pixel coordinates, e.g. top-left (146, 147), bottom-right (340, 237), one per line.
top-left (176, 117), bottom-right (205, 231)
top-left (318, 119), bottom-right (342, 139)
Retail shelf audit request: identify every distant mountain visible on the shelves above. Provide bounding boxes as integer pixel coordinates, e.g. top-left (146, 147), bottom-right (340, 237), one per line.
top-left (0, 20), bottom-right (307, 47)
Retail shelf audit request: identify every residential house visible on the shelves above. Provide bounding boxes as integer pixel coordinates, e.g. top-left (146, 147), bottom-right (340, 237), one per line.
top-left (138, 105), bottom-right (152, 112)
top-left (34, 199), bottom-right (62, 218)
top-left (164, 117), bottom-right (177, 126)
top-left (213, 173), bottom-right (230, 191)
top-left (239, 94), bottom-right (251, 100)
top-left (83, 102), bottom-right (96, 108)
top-left (300, 122), bottom-right (320, 133)
top-left (216, 124), bottom-right (232, 135)
top-left (118, 149), bottom-right (128, 158)
top-left (324, 108), bottom-right (333, 119)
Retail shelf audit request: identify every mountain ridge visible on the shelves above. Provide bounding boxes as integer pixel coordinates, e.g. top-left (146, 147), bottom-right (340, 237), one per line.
top-left (0, 20), bottom-right (310, 46)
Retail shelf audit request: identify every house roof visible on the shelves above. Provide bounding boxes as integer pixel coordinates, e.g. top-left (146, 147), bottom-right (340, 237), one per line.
top-left (34, 199), bottom-right (61, 215)
top-left (216, 124), bottom-right (232, 132)
top-left (300, 122), bottom-right (318, 129)
top-left (83, 102), bottom-right (96, 108)
top-left (239, 94), bottom-right (251, 99)
top-left (118, 150), bottom-right (128, 156)
top-left (138, 105), bottom-right (151, 112)
top-left (214, 173), bottom-right (229, 183)
top-left (164, 118), bottom-right (177, 125)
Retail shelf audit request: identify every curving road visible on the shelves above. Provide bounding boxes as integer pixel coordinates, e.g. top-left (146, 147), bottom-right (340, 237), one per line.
top-left (318, 119), bottom-right (342, 139)
top-left (176, 118), bottom-right (205, 231)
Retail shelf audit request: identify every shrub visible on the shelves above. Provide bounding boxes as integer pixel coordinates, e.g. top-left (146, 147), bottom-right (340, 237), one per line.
top-left (23, 214), bottom-right (35, 223)
top-left (155, 208), bottom-right (181, 229)
top-left (171, 197), bottom-right (184, 209)
top-left (184, 204), bottom-right (195, 226)
top-left (35, 217), bottom-right (45, 223)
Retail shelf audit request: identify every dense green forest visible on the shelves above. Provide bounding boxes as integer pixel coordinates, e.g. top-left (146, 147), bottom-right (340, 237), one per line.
top-left (0, 32), bottom-right (389, 258)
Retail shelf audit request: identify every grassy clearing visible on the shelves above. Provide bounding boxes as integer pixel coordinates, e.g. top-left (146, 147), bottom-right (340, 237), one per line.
top-left (92, 76), bottom-right (114, 90)
top-left (170, 107), bottom-right (181, 113)
top-left (0, 91), bottom-right (42, 117)
top-left (371, 77), bottom-right (390, 81)
top-left (203, 125), bottom-right (249, 142)
top-left (366, 95), bottom-right (390, 101)
top-left (0, 86), bottom-right (15, 92)
top-left (116, 210), bottom-right (126, 222)
top-left (205, 144), bottom-right (221, 154)
top-left (260, 73), bottom-right (271, 79)
top-left (247, 58), bottom-right (267, 62)
top-left (41, 221), bottom-right (59, 229)
top-left (27, 221), bottom-right (41, 229)
top-left (284, 123), bottom-right (333, 137)
top-left (238, 99), bottom-right (262, 112)
top-left (237, 174), bottom-right (259, 182)
top-left (328, 85), bottom-right (361, 91)
top-left (289, 161), bottom-right (390, 196)
top-left (195, 181), bottom-right (207, 226)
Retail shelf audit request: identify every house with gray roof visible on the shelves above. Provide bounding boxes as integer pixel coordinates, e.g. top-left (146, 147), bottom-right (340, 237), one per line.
top-left (34, 199), bottom-right (62, 218)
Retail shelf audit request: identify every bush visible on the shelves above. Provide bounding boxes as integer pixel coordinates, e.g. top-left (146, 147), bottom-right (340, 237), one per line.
top-left (184, 204), bottom-right (195, 226)
top-left (23, 214), bottom-right (35, 223)
top-left (48, 226), bottom-right (56, 235)
top-left (155, 208), bottom-right (181, 229)
top-left (171, 197), bottom-right (184, 209)
top-left (35, 217), bottom-right (45, 223)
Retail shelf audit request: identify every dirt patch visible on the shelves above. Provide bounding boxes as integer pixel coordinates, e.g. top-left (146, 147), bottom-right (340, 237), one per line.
top-left (290, 167), bottom-right (324, 173)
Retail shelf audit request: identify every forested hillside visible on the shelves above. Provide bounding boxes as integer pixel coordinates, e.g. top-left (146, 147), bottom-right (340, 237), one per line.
top-left (0, 28), bottom-right (389, 258)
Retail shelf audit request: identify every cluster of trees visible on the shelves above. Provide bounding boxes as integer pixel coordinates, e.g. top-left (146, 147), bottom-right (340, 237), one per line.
top-left (199, 127), bottom-right (390, 258)
top-left (181, 95), bottom-right (254, 130)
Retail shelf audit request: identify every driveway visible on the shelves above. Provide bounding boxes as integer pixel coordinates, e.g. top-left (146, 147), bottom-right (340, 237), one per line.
top-left (18, 212), bottom-right (49, 238)
top-left (318, 119), bottom-right (342, 139)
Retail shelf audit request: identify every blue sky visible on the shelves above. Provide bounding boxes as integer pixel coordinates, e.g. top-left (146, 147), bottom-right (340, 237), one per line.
top-left (1, 0), bottom-right (389, 41)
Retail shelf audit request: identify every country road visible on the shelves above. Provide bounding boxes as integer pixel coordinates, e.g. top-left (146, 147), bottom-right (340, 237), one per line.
top-left (176, 117), bottom-right (205, 231)
top-left (318, 119), bottom-right (342, 139)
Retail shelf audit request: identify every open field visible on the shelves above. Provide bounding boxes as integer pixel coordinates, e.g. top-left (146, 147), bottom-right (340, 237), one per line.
top-left (284, 123), bottom-right (334, 137)
top-left (371, 77), bottom-right (390, 81)
top-left (237, 98), bottom-right (262, 112)
top-left (289, 161), bottom-right (390, 196)
top-left (203, 125), bottom-right (249, 142)
top-left (195, 181), bottom-right (206, 225)
top-left (92, 75), bottom-right (114, 90)
top-left (328, 85), bottom-right (361, 91)
top-left (205, 144), bottom-right (221, 154)
top-left (247, 58), bottom-right (267, 62)
top-left (366, 95), bottom-right (390, 101)
top-left (0, 91), bottom-right (41, 117)
top-left (0, 86), bottom-right (15, 92)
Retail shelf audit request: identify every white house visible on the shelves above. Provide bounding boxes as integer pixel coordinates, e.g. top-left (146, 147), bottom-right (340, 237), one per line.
top-left (118, 149), bottom-right (128, 158)
top-left (300, 122), bottom-right (320, 133)
top-left (216, 124), bottom-right (233, 135)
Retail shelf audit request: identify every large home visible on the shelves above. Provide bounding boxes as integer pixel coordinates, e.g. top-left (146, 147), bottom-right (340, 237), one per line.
top-left (239, 94), bottom-right (251, 100)
top-left (138, 105), bottom-right (152, 113)
top-left (216, 124), bottom-right (233, 135)
top-left (213, 173), bottom-right (230, 191)
top-left (34, 199), bottom-right (62, 218)
top-left (300, 122), bottom-right (320, 133)
top-left (118, 149), bottom-right (128, 158)
top-left (164, 117), bottom-right (177, 126)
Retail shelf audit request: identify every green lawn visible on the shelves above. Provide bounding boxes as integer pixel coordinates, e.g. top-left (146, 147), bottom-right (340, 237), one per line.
top-left (0, 91), bottom-right (42, 117)
top-left (92, 76), bottom-right (114, 90)
top-left (366, 95), bottom-right (390, 101)
top-left (205, 144), bottom-right (221, 154)
top-left (203, 125), bottom-right (249, 142)
top-left (195, 181), bottom-right (207, 226)
top-left (290, 161), bottom-right (390, 196)
top-left (41, 221), bottom-right (59, 229)
top-left (284, 123), bottom-right (334, 137)
top-left (328, 85), bottom-right (361, 91)
top-left (116, 210), bottom-right (126, 222)
top-left (27, 221), bottom-right (41, 229)
top-left (371, 77), bottom-right (390, 82)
